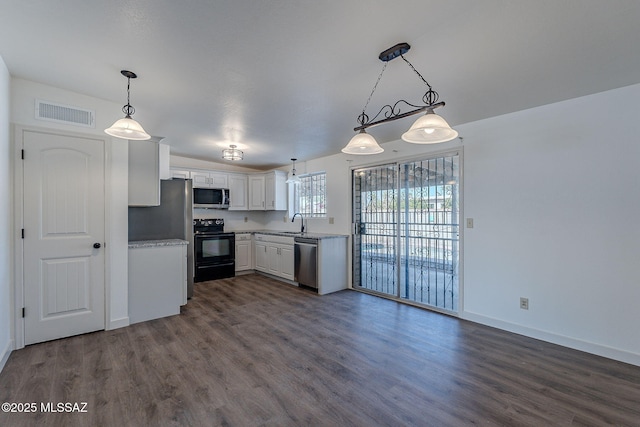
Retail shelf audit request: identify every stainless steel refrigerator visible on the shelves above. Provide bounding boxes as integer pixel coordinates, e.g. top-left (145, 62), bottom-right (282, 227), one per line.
top-left (128, 179), bottom-right (194, 298)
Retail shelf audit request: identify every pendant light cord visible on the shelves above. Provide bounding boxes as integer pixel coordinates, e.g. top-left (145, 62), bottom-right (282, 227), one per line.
top-left (400, 55), bottom-right (432, 89)
top-left (123, 76), bottom-right (135, 118)
top-left (358, 62), bottom-right (387, 124)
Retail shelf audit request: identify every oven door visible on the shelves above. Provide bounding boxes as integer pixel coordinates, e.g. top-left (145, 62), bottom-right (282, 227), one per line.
top-left (195, 232), bottom-right (235, 265)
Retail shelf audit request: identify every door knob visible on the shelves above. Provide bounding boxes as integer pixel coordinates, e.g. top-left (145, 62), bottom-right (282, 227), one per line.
top-left (93, 243), bottom-right (101, 249)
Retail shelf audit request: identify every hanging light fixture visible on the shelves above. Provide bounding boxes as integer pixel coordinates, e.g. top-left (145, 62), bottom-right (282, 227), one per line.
top-left (104, 70), bottom-right (151, 140)
top-left (222, 144), bottom-right (243, 161)
top-left (342, 42), bottom-right (458, 154)
top-left (286, 158), bottom-right (301, 184)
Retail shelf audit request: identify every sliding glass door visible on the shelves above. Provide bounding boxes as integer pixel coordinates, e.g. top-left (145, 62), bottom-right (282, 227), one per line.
top-left (353, 152), bottom-right (460, 313)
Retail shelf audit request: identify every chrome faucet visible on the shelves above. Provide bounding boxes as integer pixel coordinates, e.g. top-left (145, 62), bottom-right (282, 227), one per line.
top-left (291, 213), bottom-right (305, 234)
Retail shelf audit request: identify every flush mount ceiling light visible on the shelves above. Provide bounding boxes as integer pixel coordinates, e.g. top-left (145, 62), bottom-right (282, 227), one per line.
top-left (286, 158), bottom-right (301, 185)
top-left (342, 42), bottom-right (458, 155)
top-left (222, 144), bottom-right (243, 161)
top-left (104, 70), bottom-right (151, 140)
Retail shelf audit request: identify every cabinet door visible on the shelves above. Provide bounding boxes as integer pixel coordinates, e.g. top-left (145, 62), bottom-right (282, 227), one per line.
top-left (129, 140), bottom-right (160, 206)
top-left (170, 169), bottom-right (191, 180)
top-left (210, 172), bottom-right (228, 188)
top-left (191, 171), bottom-right (211, 188)
top-left (267, 245), bottom-right (280, 276)
top-left (265, 171), bottom-right (288, 211)
top-left (228, 174), bottom-right (248, 210)
top-left (255, 242), bottom-right (268, 272)
top-left (235, 241), bottom-right (251, 271)
top-left (279, 245), bottom-right (295, 280)
top-left (248, 175), bottom-right (266, 210)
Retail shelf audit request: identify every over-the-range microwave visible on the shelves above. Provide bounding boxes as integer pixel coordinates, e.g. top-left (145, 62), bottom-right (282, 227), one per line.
top-left (193, 188), bottom-right (229, 209)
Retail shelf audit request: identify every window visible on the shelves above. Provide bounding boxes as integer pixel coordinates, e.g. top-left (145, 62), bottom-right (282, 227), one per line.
top-left (293, 172), bottom-right (327, 218)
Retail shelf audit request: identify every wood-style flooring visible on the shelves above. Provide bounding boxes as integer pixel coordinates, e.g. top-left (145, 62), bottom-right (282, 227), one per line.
top-left (1, 273), bottom-right (639, 426)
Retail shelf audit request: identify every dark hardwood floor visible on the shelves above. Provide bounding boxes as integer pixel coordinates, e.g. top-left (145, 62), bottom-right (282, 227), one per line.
top-left (1, 274), bottom-right (639, 426)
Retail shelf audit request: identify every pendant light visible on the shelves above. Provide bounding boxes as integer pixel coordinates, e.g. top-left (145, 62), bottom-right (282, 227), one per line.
top-left (343, 42), bottom-right (458, 153)
top-left (286, 158), bottom-right (301, 184)
top-left (222, 144), bottom-right (243, 161)
top-left (105, 70), bottom-right (151, 140)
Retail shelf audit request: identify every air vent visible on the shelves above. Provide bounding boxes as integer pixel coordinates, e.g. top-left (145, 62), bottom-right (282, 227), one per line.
top-left (35, 99), bottom-right (95, 128)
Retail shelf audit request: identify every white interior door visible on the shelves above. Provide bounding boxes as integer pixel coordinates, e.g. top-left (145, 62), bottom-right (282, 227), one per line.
top-left (23, 130), bottom-right (106, 345)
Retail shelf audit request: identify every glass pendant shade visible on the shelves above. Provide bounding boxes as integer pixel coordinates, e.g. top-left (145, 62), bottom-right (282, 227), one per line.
top-left (286, 158), bottom-right (301, 184)
top-left (104, 117), bottom-right (151, 140)
top-left (286, 172), bottom-right (301, 185)
top-left (222, 145), bottom-right (243, 161)
top-left (401, 110), bottom-right (458, 144)
top-left (342, 130), bottom-right (384, 155)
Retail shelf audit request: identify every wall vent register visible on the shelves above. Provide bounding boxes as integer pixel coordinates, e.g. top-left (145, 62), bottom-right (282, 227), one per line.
top-left (35, 99), bottom-right (95, 128)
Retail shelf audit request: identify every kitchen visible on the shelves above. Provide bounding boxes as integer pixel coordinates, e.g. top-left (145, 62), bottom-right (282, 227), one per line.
top-left (1, 1), bottom-right (640, 425)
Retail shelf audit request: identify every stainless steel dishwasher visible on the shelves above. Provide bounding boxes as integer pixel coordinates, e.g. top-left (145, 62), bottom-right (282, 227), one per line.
top-left (294, 237), bottom-right (318, 289)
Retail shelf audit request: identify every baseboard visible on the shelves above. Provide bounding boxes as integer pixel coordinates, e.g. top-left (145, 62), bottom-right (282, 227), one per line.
top-left (0, 338), bottom-right (13, 374)
top-left (461, 311), bottom-right (640, 367)
top-left (107, 316), bottom-right (130, 331)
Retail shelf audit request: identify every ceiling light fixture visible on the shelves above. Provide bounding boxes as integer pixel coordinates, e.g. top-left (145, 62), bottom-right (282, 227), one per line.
top-left (222, 144), bottom-right (243, 161)
top-left (342, 42), bottom-right (458, 155)
top-left (104, 70), bottom-right (151, 140)
top-left (286, 158), bottom-right (301, 185)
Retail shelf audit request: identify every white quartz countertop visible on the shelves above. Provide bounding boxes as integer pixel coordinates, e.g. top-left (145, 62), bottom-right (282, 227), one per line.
top-left (232, 230), bottom-right (348, 239)
top-left (128, 239), bottom-right (189, 248)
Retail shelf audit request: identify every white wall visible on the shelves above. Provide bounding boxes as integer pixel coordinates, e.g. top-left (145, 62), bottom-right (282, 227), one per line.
top-left (0, 56), bottom-right (12, 370)
top-left (10, 78), bottom-right (130, 337)
top-left (288, 84), bottom-right (640, 365)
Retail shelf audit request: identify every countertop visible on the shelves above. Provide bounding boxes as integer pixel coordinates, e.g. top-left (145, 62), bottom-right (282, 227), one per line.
top-left (233, 230), bottom-right (348, 240)
top-left (128, 239), bottom-right (190, 248)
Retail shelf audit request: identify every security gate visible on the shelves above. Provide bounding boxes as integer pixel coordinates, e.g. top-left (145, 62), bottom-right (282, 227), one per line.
top-left (353, 152), bottom-right (460, 312)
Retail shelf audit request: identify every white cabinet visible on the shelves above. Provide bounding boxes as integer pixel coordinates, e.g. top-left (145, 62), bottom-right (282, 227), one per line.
top-left (191, 170), bottom-right (228, 188)
top-left (129, 140), bottom-right (169, 206)
top-left (228, 173), bottom-right (248, 210)
top-left (254, 234), bottom-right (294, 280)
top-left (235, 233), bottom-right (253, 272)
top-left (128, 242), bottom-right (188, 324)
top-left (248, 171), bottom-right (287, 211)
top-left (248, 175), bottom-right (266, 210)
top-left (170, 168), bottom-right (191, 180)
top-left (255, 241), bottom-right (268, 271)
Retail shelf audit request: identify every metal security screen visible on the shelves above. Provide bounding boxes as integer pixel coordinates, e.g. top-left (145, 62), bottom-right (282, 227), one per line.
top-left (352, 153), bottom-right (460, 313)
top-left (294, 172), bottom-right (327, 218)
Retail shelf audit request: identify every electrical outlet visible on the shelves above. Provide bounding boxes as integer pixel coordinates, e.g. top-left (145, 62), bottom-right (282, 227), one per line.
top-left (520, 297), bottom-right (529, 310)
top-left (283, 216), bottom-right (288, 223)
top-left (329, 217), bottom-right (334, 224)
top-left (466, 218), bottom-right (474, 228)
top-left (244, 216), bottom-right (248, 223)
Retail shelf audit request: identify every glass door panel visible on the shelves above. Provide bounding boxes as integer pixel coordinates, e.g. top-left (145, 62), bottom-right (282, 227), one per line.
top-left (352, 164), bottom-right (398, 297)
top-left (399, 155), bottom-right (459, 312)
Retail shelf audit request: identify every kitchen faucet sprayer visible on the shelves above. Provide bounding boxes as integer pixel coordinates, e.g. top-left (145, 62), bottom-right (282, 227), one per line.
top-left (291, 213), bottom-right (305, 234)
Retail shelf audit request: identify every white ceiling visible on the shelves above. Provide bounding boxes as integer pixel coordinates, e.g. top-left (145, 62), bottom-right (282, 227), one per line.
top-left (2, 1), bottom-right (640, 170)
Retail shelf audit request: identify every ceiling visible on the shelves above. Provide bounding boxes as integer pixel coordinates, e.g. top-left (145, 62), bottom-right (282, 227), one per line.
top-left (2, 1), bottom-right (640, 170)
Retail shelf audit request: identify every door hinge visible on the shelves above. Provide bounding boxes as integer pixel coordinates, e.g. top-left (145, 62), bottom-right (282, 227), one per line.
top-left (21, 149), bottom-right (24, 160)
top-left (22, 307), bottom-right (25, 318)
top-left (21, 229), bottom-right (24, 239)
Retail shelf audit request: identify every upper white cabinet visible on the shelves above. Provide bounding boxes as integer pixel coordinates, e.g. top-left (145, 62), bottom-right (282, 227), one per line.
top-left (170, 168), bottom-right (191, 180)
top-left (249, 171), bottom-right (287, 211)
top-left (191, 170), bottom-right (228, 188)
top-left (248, 175), bottom-right (266, 210)
top-left (228, 173), bottom-right (248, 210)
top-left (129, 141), bottom-right (170, 206)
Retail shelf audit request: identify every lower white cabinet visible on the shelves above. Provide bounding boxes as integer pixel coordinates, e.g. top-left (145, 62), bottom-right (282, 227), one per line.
top-left (128, 241), bottom-right (188, 324)
top-left (254, 234), bottom-right (294, 281)
top-left (235, 233), bottom-right (253, 272)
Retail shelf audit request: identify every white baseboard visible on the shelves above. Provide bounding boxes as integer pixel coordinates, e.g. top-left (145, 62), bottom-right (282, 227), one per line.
top-left (0, 338), bottom-right (13, 374)
top-left (461, 311), bottom-right (640, 367)
top-left (107, 316), bottom-right (130, 331)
